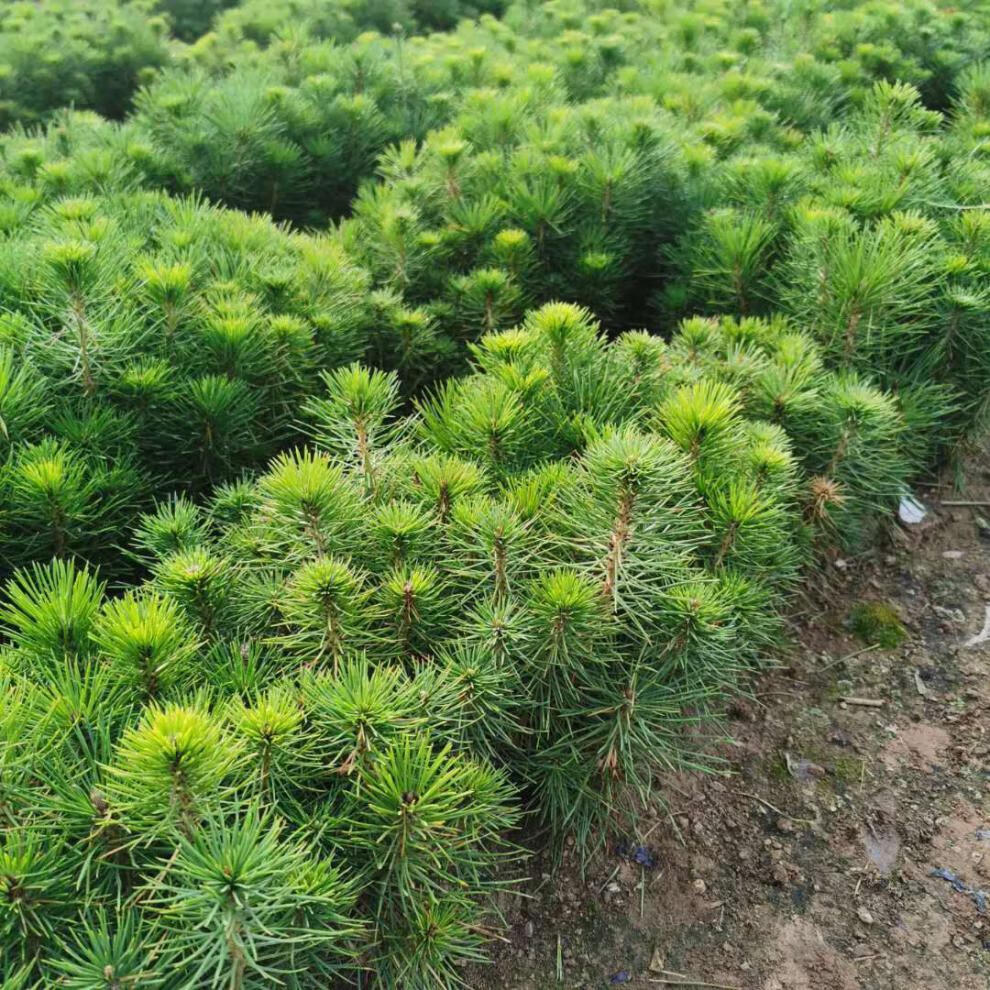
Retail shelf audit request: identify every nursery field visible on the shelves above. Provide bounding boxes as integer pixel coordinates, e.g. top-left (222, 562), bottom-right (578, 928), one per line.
top-left (0, 0), bottom-right (988, 987)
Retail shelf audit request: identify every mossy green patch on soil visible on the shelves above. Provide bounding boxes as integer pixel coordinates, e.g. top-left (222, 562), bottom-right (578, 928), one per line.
top-left (849, 602), bottom-right (908, 649)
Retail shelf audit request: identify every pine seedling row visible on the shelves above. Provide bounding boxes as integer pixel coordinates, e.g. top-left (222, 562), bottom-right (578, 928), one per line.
top-left (1, 302), bottom-right (918, 985)
top-left (1, 0), bottom-right (989, 984)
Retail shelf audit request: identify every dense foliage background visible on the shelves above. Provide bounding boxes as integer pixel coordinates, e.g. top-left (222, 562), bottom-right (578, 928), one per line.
top-left (1, 0), bottom-right (988, 985)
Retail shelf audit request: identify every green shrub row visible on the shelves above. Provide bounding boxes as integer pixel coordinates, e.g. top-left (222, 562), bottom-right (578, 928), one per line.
top-left (0, 302), bottom-right (914, 985)
top-left (663, 78), bottom-right (990, 449)
top-left (0, 0), bottom-right (250, 126)
top-left (0, 1), bottom-right (171, 129)
top-left (116, 0), bottom-right (990, 228)
top-left (0, 0), bottom-right (506, 131)
top-left (2, 3), bottom-right (987, 431)
top-left (1, 0), bottom-right (989, 983)
top-left (1, 76), bottom-right (985, 576)
top-left (0, 0), bottom-right (980, 670)
top-left (6, 0), bottom-right (988, 222)
top-left (0, 186), bottom-right (461, 573)
top-left (207, 0), bottom-right (508, 46)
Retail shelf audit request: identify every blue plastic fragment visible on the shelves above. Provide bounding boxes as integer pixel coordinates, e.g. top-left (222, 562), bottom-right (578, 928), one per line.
top-left (610, 971), bottom-right (632, 984)
top-left (615, 838), bottom-right (658, 870)
top-left (930, 867), bottom-right (988, 913)
top-left (931, 866), bottom-right (968, 892)
top-left (633, 845), bottom-right (657, 868)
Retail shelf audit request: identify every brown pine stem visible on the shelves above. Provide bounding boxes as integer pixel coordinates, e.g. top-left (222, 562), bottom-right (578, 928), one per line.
top-left (732, 260), bottom-right (748, 315)
top-left (842, 304), bottom-right (862, 363)
top-left (398, 579), bottom-right (416, 656)
top-left (164, 301), bottom-right (178, 354)
top-left (320, 603), bottom-right (344, 672)
top-left (303, 505), bottom-right (327, 555)
top-left (493, 534), bottom-right (508, 602)
top-left (228, 934), bottom-right (246, 990)
top-left (713, 519), bottom-right (739, 569)
top-left (355, 418), bottom-right (375, 494)
top-left (170, 764), bottom-right (196, 838)
top-left (484, 291), bottom-right (495, 333)
top-left (603, 487), bottom-right (635, 604)
top-left (826, 422), bottom-right (854, 479)
top-left (70, 292), bottom-right (96, 397)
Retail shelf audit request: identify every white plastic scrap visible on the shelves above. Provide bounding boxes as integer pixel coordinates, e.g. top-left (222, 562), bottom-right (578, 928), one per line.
top-left (898, 494), bottom-right (927, 525)
top-left (963, 605), bottom-right (990, 648)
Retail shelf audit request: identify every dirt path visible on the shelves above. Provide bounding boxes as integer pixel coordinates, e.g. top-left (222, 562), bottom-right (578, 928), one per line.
top-left (484, 456), bottom-right (990, 989)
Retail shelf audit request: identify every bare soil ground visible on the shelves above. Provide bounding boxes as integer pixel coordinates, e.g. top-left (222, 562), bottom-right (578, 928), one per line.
top-left (481, 452), bottom-right (990, 990)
